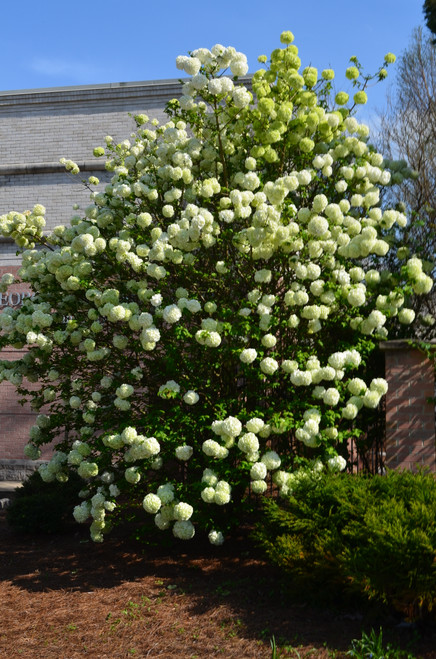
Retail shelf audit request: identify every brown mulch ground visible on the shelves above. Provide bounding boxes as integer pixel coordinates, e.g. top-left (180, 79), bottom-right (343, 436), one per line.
top-left (1, 510), bottom-right (435, 659)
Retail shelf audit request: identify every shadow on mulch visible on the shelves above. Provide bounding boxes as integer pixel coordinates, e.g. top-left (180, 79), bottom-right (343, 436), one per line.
top-left (2, 510), bottom-right (436, 658)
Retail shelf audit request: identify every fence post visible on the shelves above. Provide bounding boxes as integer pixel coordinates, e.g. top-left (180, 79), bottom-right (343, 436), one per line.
top-left (379, 340), bottom-right (436, 473)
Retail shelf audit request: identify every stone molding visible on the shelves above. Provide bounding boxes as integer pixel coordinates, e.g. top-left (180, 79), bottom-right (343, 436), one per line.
top-left (0, 161), bottom-right (107, 175)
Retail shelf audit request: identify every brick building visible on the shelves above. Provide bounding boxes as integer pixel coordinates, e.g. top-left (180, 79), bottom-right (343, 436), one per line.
top-left (0, 79), bottom-right (183, 479)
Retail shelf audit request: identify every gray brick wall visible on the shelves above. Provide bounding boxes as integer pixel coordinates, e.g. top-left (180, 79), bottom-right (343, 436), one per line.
top-left (0, 79), bottom-right (183, 265)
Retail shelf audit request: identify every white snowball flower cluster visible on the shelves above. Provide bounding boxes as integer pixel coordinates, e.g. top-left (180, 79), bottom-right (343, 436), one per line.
top-left (183, 390), bottom-right (199, 405)
top-left (175, 444), bottom-right (194, 460)
top-left (327, 455), bottom-right (347, 472)
top-left (143, 493), bottom-right (162, 514)
top-left (173, 520), bottom-right (196, 540)
top-left (162, 304), bottom-right (182, 324)
top-left (239, 348), bottom-right (258, 364)
top-left (260, 357), bottom-right (279, 375)
top-left (201, 480), bottom-right (232, 505)
top-left (202, 439), bottom-right (229, 459)
top-left (208, 529), bottom-right (225, 545)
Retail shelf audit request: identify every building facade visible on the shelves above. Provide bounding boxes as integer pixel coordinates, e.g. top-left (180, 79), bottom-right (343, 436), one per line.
top-left (0, 79), bottom-right (182, 479)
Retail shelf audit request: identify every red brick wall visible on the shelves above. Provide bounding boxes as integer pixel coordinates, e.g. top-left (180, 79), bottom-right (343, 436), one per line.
top-left (381, 341), bottom-right (436, 472)
top-left (0, 265), bottom-right (46, 461)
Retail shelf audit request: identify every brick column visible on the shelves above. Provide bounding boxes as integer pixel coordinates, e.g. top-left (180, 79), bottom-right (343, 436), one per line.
top-left (0, 267), bottom-right (44, 479)
top-left (380, 340), bottom-right (436, 473)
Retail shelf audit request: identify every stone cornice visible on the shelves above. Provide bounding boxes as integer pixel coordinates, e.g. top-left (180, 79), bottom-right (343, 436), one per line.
top-left (0, 161), bottom-right (107, 175)
top-left (380, 339), bottom-right (436, 350)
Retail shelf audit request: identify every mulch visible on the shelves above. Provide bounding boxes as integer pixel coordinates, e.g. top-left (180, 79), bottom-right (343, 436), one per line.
top-left (1, 509), bottom-right (435, 658)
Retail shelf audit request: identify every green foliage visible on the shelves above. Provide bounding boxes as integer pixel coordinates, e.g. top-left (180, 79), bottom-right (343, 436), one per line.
top-left (347, 628), bottom-right (416, 659)
top-left (423, 0), bottom-right (436, 41)
top-left (254, 470), bottom-right (436, 620)
top-left (7, 469), bottom-right (83, 534)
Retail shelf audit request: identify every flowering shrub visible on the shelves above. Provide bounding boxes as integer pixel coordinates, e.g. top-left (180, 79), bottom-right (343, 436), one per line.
top-left (0, 32), bottom-right (433, 544)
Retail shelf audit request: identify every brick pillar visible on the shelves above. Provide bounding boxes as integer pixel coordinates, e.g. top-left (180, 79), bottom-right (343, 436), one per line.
top-left (380, 340), bottom-right (436, 473)
top-left (0, 267), bottom-right (44, 479)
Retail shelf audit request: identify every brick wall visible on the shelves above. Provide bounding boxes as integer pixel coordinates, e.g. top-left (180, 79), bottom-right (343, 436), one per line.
top-left (380, 340), bottom-right (436, 472)
top-left (0, 79), bottom-right (185, 265)
top-left (0, 78), bottom-right (187, 477)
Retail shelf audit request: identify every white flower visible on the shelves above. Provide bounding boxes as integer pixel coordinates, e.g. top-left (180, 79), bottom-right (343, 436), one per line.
top-left (73, 502), bottom-right (90, 523)
top-left (362, 390), bottom-right (381, 408)
top-left (237, 432), bottom-right (259, 453)
top-left (290, 370), bottom-right (312, 386)
top-left (308, 215), bottom-right (329, 237)
top-left (175, 445), bottom-right (194, 461)
top-left (347, 378), bottom-right (367, 395)
top-left (154, 513), bottom-right (170, 530)
top-left (201, 318), bottom-right (218, 331)
top-left (204, 301), bottom-right (217, 314)
top-left (323, 388), bottom-right (340, 406)
top-left (370, 378), bottom-right (388, 395)
top-left (143, 493), bottom-right (162, 514)
top-left (232, 87), bottom-right (251, 108)
top-left (251, 480), bottom-right (268, 494)
top-left (341, 403), bottom-right (359, 419)
top-left (157, 483), bottom-right (175, 504)
top-left (214, 489), bottom-right (231, 505)
top-left (186, 299), bottom-right (201, 313)
top-left (250, 462), bottom-right (267, 480)
top-left (163, 304), bottom-right (182, 324)
top-left (201, 487), bottom-right (216, 503)
top-left (281, 360), bottom-right (298, 373)
top-left (347, 286), bottom-right (366, 307)
top-left (195, 330), bottom-right (222, 347)
top-left (183, 390), bottom-right (199, 405)
top-left (114, 396), bottom-right (130, 412)
top-left (208, 79), bottom-right (223, 95)
top-left (173, 502), bottom-right (194, 521)
top-left (219, 416), bottom-right (240, 437)
top-left (202, 468), bottom-right (218, 486)
top-left (176, 55), bottom-right (201, 76)
top-left (24, 443), bottom-right (41, 460)
top-left (77, 461), bottom-right (99, 478)
top-left (208, 530), bottom-right (225, 545)
top-left (240, 348), bottom-right (257, 364)
top-left (100, 376), bottom-right (113, 389)
top-left (143, 436), bottom-right (160, 457)
top-left (125, 467), bottom-right (141, 484)
top-left (202, 439), bottom-right (223, 457)
top-left (254, 269), bottom-right (272, 283)
top-left (261, 333), bottom-right (277, 348)
top-left (324, 427), bottom-right (338, 440)
top-left (327, 455), bottom-right (347, 472)
top-left (260, 357), bottom-right (279, 375)
top-left (245, 418), bottom-right (264, 433)
top-left (398, 308), bottom-right (415, 324)
top-left (216, 260), bottom-right (228, 274)
top-left (173, 520), bottom-right (195, 540)
top-left (107, 484), bottom-right (119, 498)
top-left (116, 383), bottom-right (134, 399)
top-left (261, 451), bottom-right (281, 470)
top-left (121, 426), bottom-right (137, 445)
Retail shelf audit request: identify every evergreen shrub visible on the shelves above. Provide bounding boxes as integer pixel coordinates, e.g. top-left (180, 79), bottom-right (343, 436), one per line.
top-left (7, 469), bottom-right (83, 534)
top-left (254, 469), bottom-right (436, 620)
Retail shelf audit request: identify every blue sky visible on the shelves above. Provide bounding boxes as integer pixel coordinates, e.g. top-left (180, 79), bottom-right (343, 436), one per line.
top-left (1, 0), bottom-right (428, 120)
